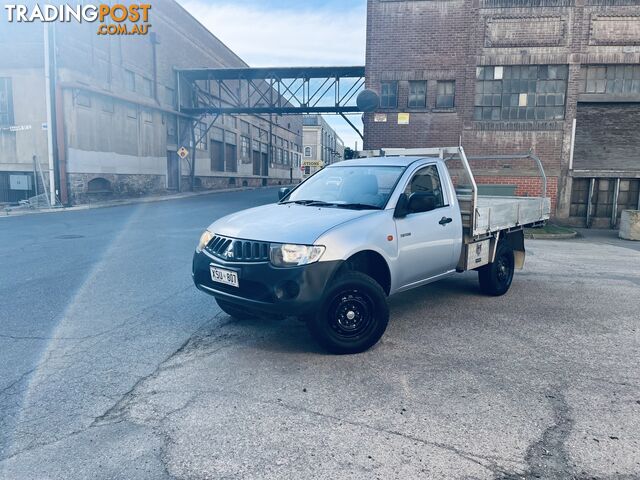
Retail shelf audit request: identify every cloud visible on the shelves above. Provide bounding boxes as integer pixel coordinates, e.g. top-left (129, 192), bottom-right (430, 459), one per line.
top-left (178, 1), bottom-right (366, 67)
top-left (177, 0), bottom-right (366, 149)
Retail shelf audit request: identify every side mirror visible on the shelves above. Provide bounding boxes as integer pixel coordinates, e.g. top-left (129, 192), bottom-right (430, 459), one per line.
top-left (408, 192), bottom-right (437, 214)
top-left (278, 187), bottom-right (292, 200)
top-left (394, 193), bottom-right (409, 218)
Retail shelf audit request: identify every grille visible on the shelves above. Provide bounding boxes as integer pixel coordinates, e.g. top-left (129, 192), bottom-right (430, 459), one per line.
top-left (205, 235), bottom-right (270, 262)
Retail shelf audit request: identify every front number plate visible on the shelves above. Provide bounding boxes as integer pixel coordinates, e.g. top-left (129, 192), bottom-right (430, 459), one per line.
top-left (210, 266), bottom-right (239, 288)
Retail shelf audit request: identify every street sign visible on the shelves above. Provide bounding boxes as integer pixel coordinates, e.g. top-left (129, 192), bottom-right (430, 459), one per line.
top-left (177, 146), bottom-right (189, 159)
top-left (301, 160), bottom-right (324, 168)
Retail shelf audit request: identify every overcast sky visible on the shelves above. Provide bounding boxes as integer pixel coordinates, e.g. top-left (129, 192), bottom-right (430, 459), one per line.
top-left (178, 0), bottom-right (367, 150)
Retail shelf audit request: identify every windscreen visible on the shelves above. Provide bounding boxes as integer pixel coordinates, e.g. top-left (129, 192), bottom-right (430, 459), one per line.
top-left (284, 165), bottom-right (406, 209)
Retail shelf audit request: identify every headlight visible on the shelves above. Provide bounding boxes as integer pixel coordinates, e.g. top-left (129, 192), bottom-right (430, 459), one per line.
top-left (196, 230), bottom-right (214, 253)
top-left (269, 244), bottom-right (325, 267)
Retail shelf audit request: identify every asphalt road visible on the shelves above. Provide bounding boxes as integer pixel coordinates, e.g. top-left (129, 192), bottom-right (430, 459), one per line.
top-left (1, 189), bottom-right (639, 480)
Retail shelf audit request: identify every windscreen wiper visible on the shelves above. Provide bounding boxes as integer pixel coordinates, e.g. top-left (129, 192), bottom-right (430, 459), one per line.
top-left (281, 200), bottom-right (336, 207)
top-left (332, 203), bottom-right (382, 210)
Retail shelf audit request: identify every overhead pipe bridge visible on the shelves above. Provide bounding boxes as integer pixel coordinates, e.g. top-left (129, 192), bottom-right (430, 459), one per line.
top-left (174, 66), bottom-right (371, 190)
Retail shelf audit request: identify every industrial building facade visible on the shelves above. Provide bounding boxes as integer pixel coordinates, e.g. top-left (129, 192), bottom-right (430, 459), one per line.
top-left (364, 0), bottom-right (640, 227)
top-left (302, 115), bottom-right (345, 178)
top-left (0, 0), bottom-right (303, 206)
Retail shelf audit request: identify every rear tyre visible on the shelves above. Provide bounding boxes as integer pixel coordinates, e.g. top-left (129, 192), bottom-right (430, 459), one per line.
top-left (478, 242), bottom-right (515, 296)
top-left (307, 272), bottom-right (389, 355)
top-left (216, 298), bottom-right (256, 320)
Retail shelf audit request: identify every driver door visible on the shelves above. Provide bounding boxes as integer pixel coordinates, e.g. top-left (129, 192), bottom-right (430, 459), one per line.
top-left (394, 163), bottom-right (460, 289)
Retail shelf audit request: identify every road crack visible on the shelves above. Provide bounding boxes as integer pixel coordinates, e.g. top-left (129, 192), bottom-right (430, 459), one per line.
top-left (91, 314), bottom-right (232, 427)
top-left (494, 390), bottom-right (575, 480)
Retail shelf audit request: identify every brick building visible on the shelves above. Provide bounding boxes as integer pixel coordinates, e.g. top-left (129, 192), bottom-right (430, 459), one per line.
top-left (0, 0), bottom-right (302, 206)
top-left (364, 0), bottom-right (640, 227)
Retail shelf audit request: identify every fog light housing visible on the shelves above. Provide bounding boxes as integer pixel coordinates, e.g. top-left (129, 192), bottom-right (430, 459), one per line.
top-left (275, 281), bottom-right (300, 300)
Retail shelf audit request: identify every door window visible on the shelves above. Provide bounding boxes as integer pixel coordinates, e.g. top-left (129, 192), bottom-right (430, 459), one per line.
top-left (404, 165), bottom-right (446, 208)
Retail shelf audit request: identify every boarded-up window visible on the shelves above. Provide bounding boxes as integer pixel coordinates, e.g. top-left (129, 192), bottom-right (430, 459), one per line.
top-left (211, 140), bottom-right (224, 172)
top-left (225, 143), bottom-right (237, 172)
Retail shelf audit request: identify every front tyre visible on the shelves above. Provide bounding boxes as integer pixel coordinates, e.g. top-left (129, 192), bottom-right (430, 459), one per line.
top-left (308, 272), bottom-right (389, 354)
top-left (478, 242), bottom-right (515, 296)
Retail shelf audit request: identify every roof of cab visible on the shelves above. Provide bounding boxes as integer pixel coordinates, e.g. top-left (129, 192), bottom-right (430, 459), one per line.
top-left (326, 156), bottom-right (440, 168)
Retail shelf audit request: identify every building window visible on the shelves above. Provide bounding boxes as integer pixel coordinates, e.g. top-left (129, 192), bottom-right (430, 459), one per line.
top-left (304, 146), bottom-right (312, 157)
top-left (240, 135), bottom-right (250, 158)
top-left (474, 65), bottom-right (568, 121)
top-left (585, 65), bottom-right (640, 95)
top-left (408, 81), bottom-right (427, 108)
top-left (141, 77), bottom-right (153, 98)
top-left (240, 120), bottom-right (250, 135)
top-left (436, 81), bottom-right (455, 109)
top-left (225, 115), bottom-right (237, 129)
top-left (142, 109), bottom-right (153, 124)
top-left (195, 121), bottom-right (207, 150)
top-left (126, 103), bottom-right (137, 119)
top-left (101, 97), bottom-right (114, 113)
top-left (124, 69), bottom-right (135, 92)
top-left (75, 90), bottom-right (92, 108)
top-left (0, 78), bottom-right (14, 126)
top-left (165, 87), bottom-right (175, 106)
top-left (380, 81), bottom-right (398, 108)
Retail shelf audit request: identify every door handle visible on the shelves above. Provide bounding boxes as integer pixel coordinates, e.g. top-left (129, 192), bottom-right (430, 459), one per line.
top-left (439, 216), bottom-right (453, 226)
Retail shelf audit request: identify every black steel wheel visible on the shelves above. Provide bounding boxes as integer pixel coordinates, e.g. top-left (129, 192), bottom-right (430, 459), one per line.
top-left (478, 242), bottom-right (515, 296)
top-left (308, 272), bottom-right (389, 354)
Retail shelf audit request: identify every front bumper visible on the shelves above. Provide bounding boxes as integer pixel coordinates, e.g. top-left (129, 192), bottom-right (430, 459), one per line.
top-left (192, 250), bottom-right (342, 316)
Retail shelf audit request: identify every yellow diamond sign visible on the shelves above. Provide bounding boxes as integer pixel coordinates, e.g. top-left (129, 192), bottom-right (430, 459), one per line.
top-left (177, 146), bottom-right (189, 159)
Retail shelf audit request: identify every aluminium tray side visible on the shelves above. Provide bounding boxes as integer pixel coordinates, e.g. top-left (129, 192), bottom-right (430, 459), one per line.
top-left (460, 196), bottom-right (551, 236)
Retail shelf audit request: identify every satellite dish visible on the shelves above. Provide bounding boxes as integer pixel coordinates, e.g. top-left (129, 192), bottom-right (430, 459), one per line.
top-left (356, 89), bottom-right (380, 113)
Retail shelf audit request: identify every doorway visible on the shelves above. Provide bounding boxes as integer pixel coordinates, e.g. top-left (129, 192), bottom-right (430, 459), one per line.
top-left (167, 151), bottom-right (179, 190)
top-left (252, 150), bottom-right (261, 175)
